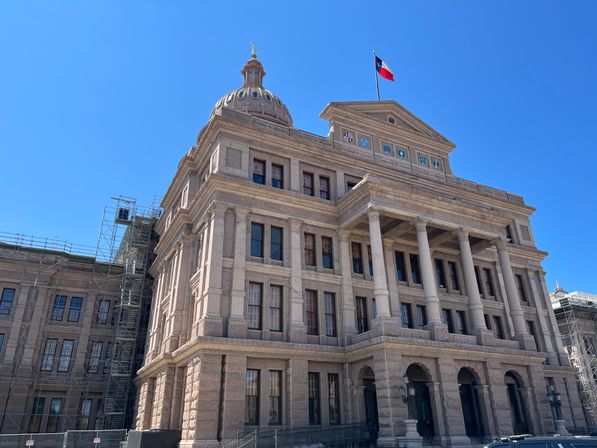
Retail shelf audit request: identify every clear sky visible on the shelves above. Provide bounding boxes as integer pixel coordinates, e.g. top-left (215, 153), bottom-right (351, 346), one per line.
top-left (1, 1), bottom-right (596, 292)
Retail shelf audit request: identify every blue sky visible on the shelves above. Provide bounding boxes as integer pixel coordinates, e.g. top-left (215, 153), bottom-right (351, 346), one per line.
top-left (1, 1), bottom-right (595, 292)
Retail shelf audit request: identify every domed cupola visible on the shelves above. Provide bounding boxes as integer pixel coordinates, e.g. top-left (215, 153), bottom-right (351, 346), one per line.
top-left (211, 46), bottom-right (293, 127)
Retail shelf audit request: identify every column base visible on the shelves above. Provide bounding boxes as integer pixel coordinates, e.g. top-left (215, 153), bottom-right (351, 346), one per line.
top-left (228, 317), bottom-right (247, 338)
top-left (517, 334), bottom-right (538, 351)
top-left (474, 328), bottom-right (495, 347)
top-left (555, 419), bottom-right (570, 435)
top-left (425, 322), bottom-right (449, 341)
top-left (373, 316), bottom-right (398, 336)
top-left (290, 322), bottom-right (307, 343)
top-left (397, 419), bottom-right (422, 448)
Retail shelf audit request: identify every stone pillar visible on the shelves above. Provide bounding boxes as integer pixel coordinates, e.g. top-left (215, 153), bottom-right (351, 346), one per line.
top-left (435, 359), bottom-right (469, 446)
top-left (1, 284), bottom-right (31, 372)
top-left (174, 234), bottom-right (194, 348)
top-left (526, 269), bottom-right (557, 364)
top-left (384, 240), bottom-right (402, 325)
top-left (19, 286), bottom-right (53, 373)
top-left (200, 203), bottom-right (226, 336)
top-left (368, 211), bottom-right (397, 335)
top-left (494, 238), bottom-right (534, 350)
top-left (338, 230), bottom-right (357, 343)
top-left (287, 358), bottom-right (309, 428)
top-left (229, 208), bottom-right (248, 338)
top-left (457, 230), bottom-right (493, 345)
top-left (485, 361), bottom-right (513, 436)
top-left (289, 219), bottom-right (306, 342)
top-left (220, 355), bottom-right (247, 439)
top-left (147, 267), bottom-right (165, 359)
top-left (415, 220), bottom-right (446, 340)
top-left (72, 293), bottom-right (97, 373)
top-left (135, 379), bottom-right (154, 430)
top-left (475, 384), bottom-right (497, 440)
top-left (336, 171), bottom-right (346, 198)
top-left (373, 350), bottom-right (402, 447)
top-left (290, 158), bottom-right (300, 192)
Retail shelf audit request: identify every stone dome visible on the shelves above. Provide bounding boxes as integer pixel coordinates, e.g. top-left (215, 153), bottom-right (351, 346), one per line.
top-left (211, 49), bottom-right (293, 127)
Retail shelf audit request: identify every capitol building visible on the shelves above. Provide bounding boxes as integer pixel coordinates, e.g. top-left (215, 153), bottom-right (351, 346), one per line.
top-left (133, 50), bottom-right (585, 447)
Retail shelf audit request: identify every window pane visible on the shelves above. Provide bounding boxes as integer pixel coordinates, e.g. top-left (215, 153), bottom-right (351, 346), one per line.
top-left (46, 398), bottom-right (63, 432)
top-left (324, 293), bottom-right (336, 337)
top-left (483, 268), bottom-right (495, 296)
top-left (68, 297), bottom-right (83, 322)
top-left (29, 397), bottom-right (45, 433)
top-left (395, 252), bottom-right (407, 282)
top-left (306, 290), bottom-right (318, 335)
top-left (57, 340), bottom-right (74, 372)
top-left (435, 259), bottom-right (446, 288)
top-left (271, 226), bottom-right (283, 261)
top-left (88, 341), bottom-right (103, 374)
top-left (456, 311), bottom-right (468, 335)
top-left (319, 176), bottom-right (330, 200)
top-left (367, 245), bottom-right (373, 275)
top-left (328, 373), bottom-right (340, 425)
top-left (250, 223), bottom-right (264, 257)
top-left (442, 309), bottom-right (454, 333)
top-left (253, 159), bottom-right (265, 185)
top-left (0, 334), bottom-right (4, 353)
top-left (269, 370), bottom-right (282, 425)
top-left (304, 233), bottom-right (316, 266)
top-left (51, 296), bottom-right (67, 321)
top-left (308, 372), bottom-right (321, 425)
top-left (272, 164), bottom-right (284, 189)
top-left (79, 399), bottom-right (93, 430)
top-left (0, 288), bottom-right (16, 315)
top-left (269, 286), bottom-right (282, 332)
top-left (41, 338), bottom-right (58, 371)
top-left (303, 172), bottom-right (314, 196)
top-left (356, 297), bottom-right (369, 333)
top-left (245, 369), bottom-right (260, 425)
top-left (410, 255), bottom-right (421, 284)
top-left (97, 299), bottom-right (110, 324)
top-left (248, 283), bottom-right (262, 330)
top-left (448, 261), bottom-right (460, 290)
top-left (416, 305), bottom-right (427, 330)
top-left (401, 303), bottom-right (412, 329)
top-left (352, 243), bottom-right (363, 274)
top-left (322, 237), bottom-right (333, 269)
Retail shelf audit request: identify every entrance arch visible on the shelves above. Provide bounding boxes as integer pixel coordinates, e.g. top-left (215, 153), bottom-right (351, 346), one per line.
top-left (358, 366), bottom-right (379, 440)
top-left (405, 364), bottom-right (435, 440)
top-left (505, 371), bottom-right (529, 434)
top-left (458, 368), bottom-right (485, 440)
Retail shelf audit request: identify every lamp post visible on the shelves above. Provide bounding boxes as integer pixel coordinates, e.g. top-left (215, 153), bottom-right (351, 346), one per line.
top-left (547, 383), bottom-right (569, 435)
top-left (398, 375), bottom-right (422, 448)
top-left (399, 375), bottom-right (416, 419)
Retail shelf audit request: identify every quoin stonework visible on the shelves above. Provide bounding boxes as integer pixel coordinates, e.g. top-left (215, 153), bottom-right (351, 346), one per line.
top-left (134, 51), bottom-right (587, 447)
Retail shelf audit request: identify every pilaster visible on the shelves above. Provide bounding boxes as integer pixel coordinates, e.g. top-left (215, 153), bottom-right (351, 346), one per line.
top-left (289, 218), bottom-right (306, 342)
top-left (229, 207), bottom-right (249, 338)
top-left (338, 229), bottom-right (357, 344)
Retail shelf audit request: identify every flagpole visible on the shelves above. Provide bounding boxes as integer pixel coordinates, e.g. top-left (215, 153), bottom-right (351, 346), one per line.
top-left (373, 50), bottom-right (381, 101)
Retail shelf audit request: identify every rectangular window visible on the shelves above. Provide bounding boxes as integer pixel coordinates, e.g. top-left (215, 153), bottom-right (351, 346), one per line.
top-left (270, 226), bottom-right (283, 261)
top-left (448, 261), bottom-right (460, 291)
top-left (67, 297), bottom-right (83, 322)
top-left (415, 305), bottom-right (427, 330)
top-left (474, 266), bottom-right (483, 296)
top-left (269, 370), bottom-right (282, 425)
top-left (272, 164), bottom-right (284, 189)
top-left (0, 333), bottom-right (4, 352)
top-left (248, 283), bottom-right (262, 330)
top-left (442, 309), bottom-right (454, 333)
top-left (51, 295), bottom-right (67, 321)
top-left (505, 225), bottom-right (513, 242)
top-left (305, 290), bottom-right (318, 335)
top-left (57, 340), bottom-right (74, 373)
top-left (250, 223), bottom-right (264, 258)
top-left (372, 298), bottom-right (377, 320)
top-left (103, 342), bottom-right (112, 374)
top-left (328, 373), bottom-right (340, 425)
top-left (253, 159), bottom-right (265, 185)
top-left (401, 303), bottom-right (413, 329)
top-left (245, 369), bottom-right (260, 425)
top-left (527, 320), bottom-right (539, 351)
top-left (303, 172), bottom-right (314, 196)
top-left (79, 399), bottom-right (93, 430)
top-left (410, 254), bottom-right (421, 284)
top-left (356, 297), bottom-right (369, 333)
top-left (484, 314), bottom-right (492, 330)
top-left (515, 274), bottom-right (528, 302)
top-left (455, 311), bottom-right (468, 335)
top-left (483, 268), bottom-right (495, 296)
top-left (88, 341), bottom-right (103, 374)
top-left (40, 338), bottom-right (58, 371)
top-left (304, 233), bottom-right (316, 266)
top-left (0, 288), bottom-right (15, 315)
top-left (493, 316), bottom-right (505, 339)
top-left (29, 397), bottom-right (45, 433)
top-left (352, 242), bottom-right (363, 274)
top-left (269, 285), bottom-right (283, 332)
top-left (367, 245), bottom-right (373, 275)
top-left (324, 292), bottom-right (337, 337)
top-left (46, 398), bottom-right (63, 432)
top-left (395, 251), bottom-right (407, 282)
top-left (319, 176), bottom-right (330, 200)
top-left (308, 372), bottom-right (321, 425)
top-left (435, 259), bottom-right (446, 288)
top-left (97, 299), bottom-right (110, 325)
top-left (321, 237), bottom-right (334, 269)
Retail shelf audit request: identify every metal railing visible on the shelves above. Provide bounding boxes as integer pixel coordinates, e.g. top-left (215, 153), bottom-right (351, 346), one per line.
top-left (0, 429), bottom-right (127, 448)
top-left (254, 424), bottom-right (374, 448)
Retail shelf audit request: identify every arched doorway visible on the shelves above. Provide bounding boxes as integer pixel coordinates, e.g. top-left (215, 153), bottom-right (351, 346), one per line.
top-left (360, 367), bottom-right (379, 440)
top-left (505, 371), bottom-right (529, 434)
top-left (458, 368), bottom-right (485, 440)
top-left (405, 364), bottom-right (435, 440)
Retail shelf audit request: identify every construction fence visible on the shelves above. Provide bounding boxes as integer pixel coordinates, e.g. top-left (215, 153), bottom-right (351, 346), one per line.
top-left (0, 429), bottom-right (127, 448)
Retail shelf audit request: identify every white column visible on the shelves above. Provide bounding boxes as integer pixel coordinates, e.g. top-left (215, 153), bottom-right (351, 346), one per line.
top-left (383, 239), bottom-right (401, 323)
top-left (289, 218), bottom-right (306, 342)
top-left (457, 229), bottom-right (487, 333)
top-left (414, 220), bottom-right (442, 324)
top-left (367, 211), bottom-right (391, 318)
top-left (494, 238), bottom-right (528, 337)
top-left (338, 230), bottom-right (357, 339)
top-left (229, 208), bottom-right (248, 338)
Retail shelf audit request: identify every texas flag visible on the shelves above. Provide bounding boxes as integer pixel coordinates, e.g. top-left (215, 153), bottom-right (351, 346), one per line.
top-left (375, 56), bottom-right (394, 81)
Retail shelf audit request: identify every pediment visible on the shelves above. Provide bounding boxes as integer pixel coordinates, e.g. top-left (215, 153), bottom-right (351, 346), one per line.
top-left (321, 100), bottom-right (454, 147)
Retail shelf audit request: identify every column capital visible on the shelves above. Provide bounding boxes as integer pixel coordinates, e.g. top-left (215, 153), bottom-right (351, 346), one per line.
top-left (337, 228), bottom-right (350, 242)
top-left (367, 209), bottom-right (381, 222)
top-left (206, 201), bottom-right (228, 219)
top-left (492, 236), bottom-right (508, 251)
top-left (234, 206), bottom-right (249, 217)
top-left (382, 238), bottom-right (394, 249)
top-left (457, 227), bottom-right (471, 240)
top-left (415, 217), bottom-right (429, 231)
top-left (289, 218), bottom-right (303, 231)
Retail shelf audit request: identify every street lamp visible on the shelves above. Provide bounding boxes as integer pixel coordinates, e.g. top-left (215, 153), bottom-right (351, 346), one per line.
top-left (399, 375), bottom-right (416, 420)
top-left (547, 383), bottom-right (569, 435)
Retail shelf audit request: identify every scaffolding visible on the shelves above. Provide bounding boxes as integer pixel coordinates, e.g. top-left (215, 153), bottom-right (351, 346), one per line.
top-left (553, 295), bottom-right (597, 424)
top-left (98, 196), bottom-right (160, 429)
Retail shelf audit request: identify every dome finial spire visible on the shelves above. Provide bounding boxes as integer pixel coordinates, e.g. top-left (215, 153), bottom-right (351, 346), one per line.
top-left (251, 42), bottom-right (257, 59)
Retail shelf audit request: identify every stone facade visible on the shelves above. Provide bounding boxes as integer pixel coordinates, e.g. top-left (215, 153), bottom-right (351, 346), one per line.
top-left (0, 242), bottom-right (122, 433)
top-left (135, 52), bottom-right (586, 447)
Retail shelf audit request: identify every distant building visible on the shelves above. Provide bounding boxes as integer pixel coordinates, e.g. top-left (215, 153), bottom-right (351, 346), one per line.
top-left (551, 286), bottom-right (597, 427)
top-left (134, 51), bottom-right (586, 447)
top-left (0, 200), bottom-right (158, 434)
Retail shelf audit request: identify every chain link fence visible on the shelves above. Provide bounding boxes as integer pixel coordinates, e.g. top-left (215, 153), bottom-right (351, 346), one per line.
top-left (0, 429), bottom-right (127, 448)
